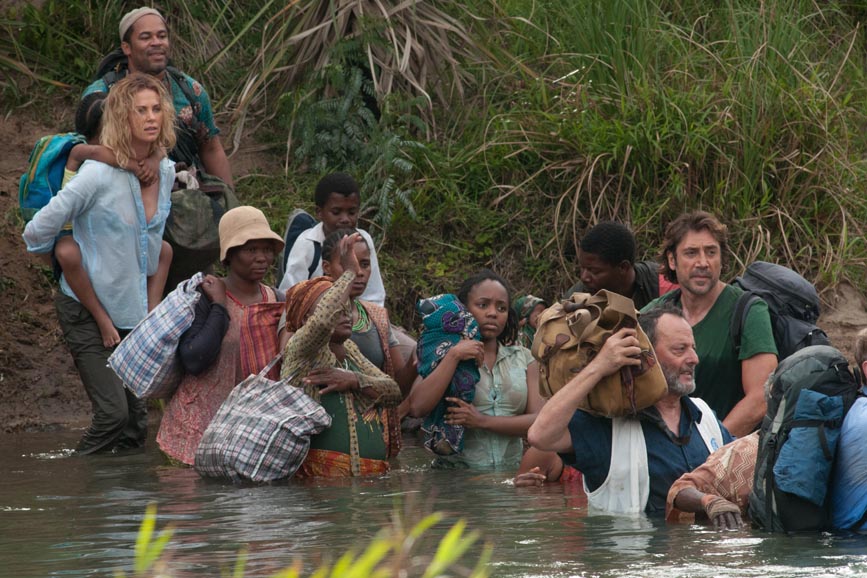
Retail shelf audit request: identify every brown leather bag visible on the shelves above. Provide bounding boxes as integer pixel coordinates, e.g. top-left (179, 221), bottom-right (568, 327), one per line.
top-left (530, 290), bottom-right (667, 416)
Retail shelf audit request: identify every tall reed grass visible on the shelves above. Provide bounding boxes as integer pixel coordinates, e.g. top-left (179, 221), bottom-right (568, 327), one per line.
top-left (433, 0), bottom-right (867, 297)
top-left (3, 0), bottom-right (866, 315)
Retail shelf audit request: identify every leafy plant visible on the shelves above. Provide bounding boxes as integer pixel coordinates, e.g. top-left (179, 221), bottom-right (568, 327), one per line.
top-left (114, 503), bottom-right (174, 578)
top-left (122, 505), bottom-right (491, 577)
top-left (284, 38), bottom-right (426, 233)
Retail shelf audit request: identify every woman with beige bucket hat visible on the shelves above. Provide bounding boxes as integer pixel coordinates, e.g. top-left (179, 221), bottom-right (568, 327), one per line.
top-left (157, 206), bottom-right (285, 465)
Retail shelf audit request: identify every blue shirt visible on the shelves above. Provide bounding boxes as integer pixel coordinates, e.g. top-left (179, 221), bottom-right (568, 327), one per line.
top-left (565, 397), bottom-right (734, 513)
top-left (831, 397), bottom-right (867, 530)
top-left (23, 159), bottom-right (174, 329)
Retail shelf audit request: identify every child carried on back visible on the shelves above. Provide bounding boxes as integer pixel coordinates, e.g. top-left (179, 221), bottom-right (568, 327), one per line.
top-left (50, 93), bottom-right (171, 347)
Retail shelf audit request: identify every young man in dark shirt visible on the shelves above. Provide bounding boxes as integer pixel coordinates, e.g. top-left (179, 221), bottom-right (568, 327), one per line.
top-left (565, 221), bottom-right (677, 309)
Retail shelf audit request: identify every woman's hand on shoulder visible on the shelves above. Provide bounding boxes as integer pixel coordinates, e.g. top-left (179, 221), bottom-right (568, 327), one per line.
top-left (200, 275), bottom-right (227, 305)
top-left (303, 366), bottom-right (358, 395)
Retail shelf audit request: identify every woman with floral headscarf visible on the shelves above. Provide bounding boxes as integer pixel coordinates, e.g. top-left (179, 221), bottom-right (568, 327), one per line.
top-left (280, 233), bottom-right (402, 477)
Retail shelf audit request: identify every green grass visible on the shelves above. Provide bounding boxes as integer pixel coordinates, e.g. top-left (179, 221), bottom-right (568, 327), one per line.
top-left (4, 0), bottom-right (867, 321)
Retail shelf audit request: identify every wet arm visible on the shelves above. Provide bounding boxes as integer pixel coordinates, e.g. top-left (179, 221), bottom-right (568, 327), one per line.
top-left (671, 487), bottom-right (743, 530)
top-left (514, 447), bottom-right (565, 486)
top-left (528, 361), bottom-right (604, 453)
top-left (723, 353), bottom-right (776, 437)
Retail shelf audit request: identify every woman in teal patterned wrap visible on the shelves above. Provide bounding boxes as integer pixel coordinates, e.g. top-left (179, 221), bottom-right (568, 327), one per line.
top-left (408, 269), bottom-right (545, 470)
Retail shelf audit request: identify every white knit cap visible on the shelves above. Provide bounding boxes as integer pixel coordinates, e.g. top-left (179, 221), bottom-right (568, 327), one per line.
top-left (119, 7), bottom-right (165, 41)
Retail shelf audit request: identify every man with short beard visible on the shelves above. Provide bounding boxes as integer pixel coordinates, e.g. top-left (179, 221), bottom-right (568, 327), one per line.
top-left (527, 302), bottom-right (733, 515)
top-left (83, 7), bottom-right (233, 188)
top-left (642, 211), bottom-right (778, 437)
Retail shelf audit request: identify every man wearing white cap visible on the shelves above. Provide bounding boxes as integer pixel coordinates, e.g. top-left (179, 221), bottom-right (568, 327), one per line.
top-left (83, 7), bottom-right (233, 188)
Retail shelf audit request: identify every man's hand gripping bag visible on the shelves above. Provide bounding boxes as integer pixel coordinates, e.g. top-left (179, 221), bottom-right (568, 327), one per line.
top-left (531, 290), bottom-right (667, 416)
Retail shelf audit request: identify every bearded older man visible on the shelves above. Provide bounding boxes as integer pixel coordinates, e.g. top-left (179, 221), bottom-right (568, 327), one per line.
top-left (527, 302), bottom-right (733, 515)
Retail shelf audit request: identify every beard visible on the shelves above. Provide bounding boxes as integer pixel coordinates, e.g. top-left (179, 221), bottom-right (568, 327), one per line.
top-left (663, 364), bottom-right (696, 397)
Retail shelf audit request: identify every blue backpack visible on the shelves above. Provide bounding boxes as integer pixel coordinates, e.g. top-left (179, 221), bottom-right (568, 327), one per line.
top-left (19, 133), bottom-right (85, 222)
top-left (749, 345), bottom-right (860, 532)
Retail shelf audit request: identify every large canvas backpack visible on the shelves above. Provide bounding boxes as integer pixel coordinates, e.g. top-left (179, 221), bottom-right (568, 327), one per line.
top-left (731, 261), bottom-right (830, 361)
top-left (749, 345), bottom-right (859, 532)
top-left (19, 133), bottom-right (86, 222)
top-left (531, 290), bottom-right (667, 416)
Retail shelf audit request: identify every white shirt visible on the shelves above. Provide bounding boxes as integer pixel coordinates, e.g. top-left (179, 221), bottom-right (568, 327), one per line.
top-left (277, 222), bottom-right (386, 306)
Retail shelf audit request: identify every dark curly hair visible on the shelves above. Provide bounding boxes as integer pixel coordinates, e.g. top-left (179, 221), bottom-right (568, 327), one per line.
top-left (314, 172), bottom-right (360, 207)
top-left (580, 221), bottom-right (637, 265)
top-left (75, 92), bottom-right (107, 140)
top-left (457, 268), bottom-right (518, 345)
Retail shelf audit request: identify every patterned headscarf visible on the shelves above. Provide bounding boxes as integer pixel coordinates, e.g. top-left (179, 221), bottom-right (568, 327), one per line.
top-left (284, 276), bottom-right (333, 333)
top-left (513, 294), bottom-right (547, 349)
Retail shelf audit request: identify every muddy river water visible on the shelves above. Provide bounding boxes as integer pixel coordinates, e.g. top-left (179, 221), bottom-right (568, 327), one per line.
top-left (3, 428), bottom-right (867, 577)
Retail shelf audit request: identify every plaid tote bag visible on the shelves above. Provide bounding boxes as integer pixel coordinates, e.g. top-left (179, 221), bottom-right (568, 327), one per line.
top-left (108, 273), bottom-right (204, 399)
top-left (194, 355), bottom-right (332, 483)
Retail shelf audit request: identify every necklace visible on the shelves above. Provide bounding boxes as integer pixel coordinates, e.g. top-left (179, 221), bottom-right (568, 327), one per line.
top-left (351, 299), bottom-right (369, 332)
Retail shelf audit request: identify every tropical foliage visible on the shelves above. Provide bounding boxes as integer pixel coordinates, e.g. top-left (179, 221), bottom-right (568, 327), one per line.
top-left (114, 504), bottom-right (491, 577)
top-left (3, 0), bottom-right (867, 322)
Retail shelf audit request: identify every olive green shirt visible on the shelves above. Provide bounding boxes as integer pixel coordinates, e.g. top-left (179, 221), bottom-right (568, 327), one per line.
top-left (643, 284), bottom-right (777, 419)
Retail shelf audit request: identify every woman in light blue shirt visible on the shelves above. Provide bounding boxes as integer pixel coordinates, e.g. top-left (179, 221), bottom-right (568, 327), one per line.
top-left (23, 73), bottom-right (176, 454)
top-left (408, 269), bottom-right (545, 470)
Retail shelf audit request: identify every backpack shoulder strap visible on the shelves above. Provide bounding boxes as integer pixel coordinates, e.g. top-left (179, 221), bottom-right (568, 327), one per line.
top-left (308, 241), bottom-right (322, 279)
top-left (166, 67), bottom-right (200, 112)
top-left (730, 292), bottom-right (762, 354)
top-left (102, 69), bottom-right (124, 90)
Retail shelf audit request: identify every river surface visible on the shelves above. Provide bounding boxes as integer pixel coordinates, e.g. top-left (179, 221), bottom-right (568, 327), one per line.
top-left (3, 427), bottom-right (867, 577)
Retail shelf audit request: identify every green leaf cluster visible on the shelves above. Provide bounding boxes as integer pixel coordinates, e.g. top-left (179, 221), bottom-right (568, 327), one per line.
top-left (118, 505), bottom-right (491, 578)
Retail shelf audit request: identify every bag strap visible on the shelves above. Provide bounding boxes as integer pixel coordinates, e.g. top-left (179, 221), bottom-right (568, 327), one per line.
top-left (573, 290), bottom-right (636, 346)
top-left (259, 352), bottom-right (283, 378)
top-left (730, 292), bottom-right (761, 354)
top-left (308, 241), bottom-right (322, 279)
top-left (166, 67), bottom-right (199, 113)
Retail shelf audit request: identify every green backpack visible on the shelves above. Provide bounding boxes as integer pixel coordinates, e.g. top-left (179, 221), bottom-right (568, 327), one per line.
top-left (163, 172), bottom-right (239, 288)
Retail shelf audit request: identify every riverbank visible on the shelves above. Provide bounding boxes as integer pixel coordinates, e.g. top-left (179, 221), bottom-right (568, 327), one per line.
top-left (3, 107), bottom-right (867, 433)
